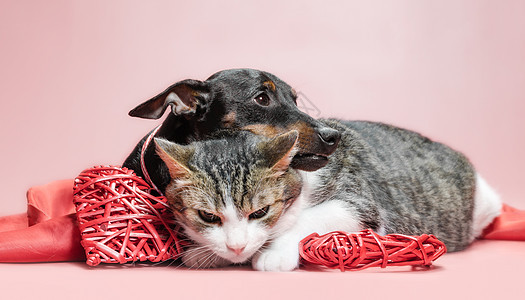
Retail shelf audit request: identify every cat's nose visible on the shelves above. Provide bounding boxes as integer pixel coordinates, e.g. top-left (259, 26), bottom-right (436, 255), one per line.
top-left (227, 245), bottom-right (246, 255)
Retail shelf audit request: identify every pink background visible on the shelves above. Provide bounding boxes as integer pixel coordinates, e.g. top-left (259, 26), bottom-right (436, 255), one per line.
top-left (0, 1), bottom-right (524, 299)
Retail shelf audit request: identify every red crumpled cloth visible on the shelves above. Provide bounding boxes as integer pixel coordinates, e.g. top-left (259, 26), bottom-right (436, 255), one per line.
top-left (0, 180), bottom-right (85, 262)
top-left (0, 180), bottom-right (524, 263)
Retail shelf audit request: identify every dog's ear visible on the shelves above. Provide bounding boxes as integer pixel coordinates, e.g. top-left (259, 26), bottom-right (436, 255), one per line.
top-left (129, 79), bottom-right (211, 119)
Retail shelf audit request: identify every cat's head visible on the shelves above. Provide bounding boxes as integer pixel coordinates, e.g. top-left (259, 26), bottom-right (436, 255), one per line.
top-left (154, 130), bottom-right (302, 264)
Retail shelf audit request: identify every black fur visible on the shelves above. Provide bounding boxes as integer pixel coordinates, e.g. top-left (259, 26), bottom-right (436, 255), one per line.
top-left (123, 69), bottom-right (341, 192)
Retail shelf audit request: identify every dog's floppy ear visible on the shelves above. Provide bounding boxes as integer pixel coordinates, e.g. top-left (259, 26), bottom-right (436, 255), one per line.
top-left (129, 79), bottom-right (211, 119)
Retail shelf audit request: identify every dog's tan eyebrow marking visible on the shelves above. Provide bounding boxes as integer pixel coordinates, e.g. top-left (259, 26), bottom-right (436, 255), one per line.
top-left (222, 111), bottom-right (236, 128)
top-left (263, 80), bottom-right (276, 92)
top-left (291, 88), bottom-right (298, 99)
top-left (241, 124), bottom-right (281, 138)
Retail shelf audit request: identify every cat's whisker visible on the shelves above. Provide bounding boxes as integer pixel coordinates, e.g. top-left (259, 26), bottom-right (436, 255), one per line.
top-left (209, 255), bottom-right (221, 268)
top-left (187, 251), bottom-right (213, 269)
top-left (182, 244), bottom-right (208, 257)
top-left (181, 244), bottom-right (216, 269)
top-left (199, 251), bottom-right (219, 269)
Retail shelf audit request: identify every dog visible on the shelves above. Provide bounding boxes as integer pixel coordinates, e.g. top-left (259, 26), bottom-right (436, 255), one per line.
top-left (123, 69), bottom-right (341, 193)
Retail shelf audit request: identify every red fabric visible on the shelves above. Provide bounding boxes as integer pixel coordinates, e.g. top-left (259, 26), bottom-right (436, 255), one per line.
top-left (0, 214), bottom-right (28, 232)
top-left (0, 214), bottom-right (85, 262)
top-left (26, 179), bottom-right (76, 226)
top-left (0, 180), bottom-right (84, 262)
top-left (482, 204), bottom-right (525, 241)
top-left (0, 179), bottom-right (524, 263)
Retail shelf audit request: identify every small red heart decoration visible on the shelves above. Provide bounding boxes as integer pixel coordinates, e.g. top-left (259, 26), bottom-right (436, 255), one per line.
top-left (299, 229), bottom-right (447, 271)
top-left (73, 166), bottom-right (183, 266)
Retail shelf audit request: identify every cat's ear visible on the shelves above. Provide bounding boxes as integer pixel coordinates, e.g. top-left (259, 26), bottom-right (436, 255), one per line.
top-left (258, 130), bottom-right (299, 174)
top-left (154, 138), bottom-right (195, 178)
top-left (129, 79), bottom-right (211, 119)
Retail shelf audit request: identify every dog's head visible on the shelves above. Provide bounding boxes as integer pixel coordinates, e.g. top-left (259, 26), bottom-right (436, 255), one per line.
top-left (129, 69), bottom-right (341, 171)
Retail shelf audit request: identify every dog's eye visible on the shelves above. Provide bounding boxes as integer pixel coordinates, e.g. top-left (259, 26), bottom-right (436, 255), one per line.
top-left (249, 205), bottom-right (270, 220)
top-left (253, 93), bottom-right (271, 106)
top-left (198, 210), bottom-right (221, 223)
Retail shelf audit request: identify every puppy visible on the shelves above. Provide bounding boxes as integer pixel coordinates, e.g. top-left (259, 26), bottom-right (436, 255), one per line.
top-left (123, 69), bottom-right (341, 192)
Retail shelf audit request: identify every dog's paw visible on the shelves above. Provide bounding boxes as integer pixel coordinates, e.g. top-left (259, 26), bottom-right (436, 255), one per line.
top-left (252, 243), bottom-right (300, 272)
top-left (181, 246), bottom-right (230, 269)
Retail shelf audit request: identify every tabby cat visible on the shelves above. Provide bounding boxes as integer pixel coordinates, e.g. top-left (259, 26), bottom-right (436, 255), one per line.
top-left (154, 121), bottom-right (501, 271)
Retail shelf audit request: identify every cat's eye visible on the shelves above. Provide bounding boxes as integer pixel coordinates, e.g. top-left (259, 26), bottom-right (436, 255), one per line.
top-left (198, 210), bottom-right (221, 223)
top-left (253, 93), bottom-right (271, 106)
top-left (249, 205), bottom-right (270, 220)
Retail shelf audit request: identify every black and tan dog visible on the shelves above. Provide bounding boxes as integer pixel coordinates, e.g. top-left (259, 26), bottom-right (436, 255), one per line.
top-left (123, 69), bottom-right (341, 193)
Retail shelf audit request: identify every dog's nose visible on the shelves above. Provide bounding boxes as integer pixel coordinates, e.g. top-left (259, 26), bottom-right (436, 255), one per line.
top-left (318, 127), bottom-right (341, 147)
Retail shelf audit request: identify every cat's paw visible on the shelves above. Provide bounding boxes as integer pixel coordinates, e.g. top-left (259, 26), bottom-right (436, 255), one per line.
top-left (181, 247), bottom-right (230, 269)
top-left (252, 244), bottom-right (300, 272)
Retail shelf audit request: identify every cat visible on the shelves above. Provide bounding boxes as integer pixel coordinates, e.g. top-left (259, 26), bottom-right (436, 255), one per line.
top-left (154, 120), bottom-right (501, 271)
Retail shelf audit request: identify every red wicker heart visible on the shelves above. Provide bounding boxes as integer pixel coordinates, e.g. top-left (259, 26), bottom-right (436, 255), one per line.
top-left (73, 166), bottom-right (183, 266)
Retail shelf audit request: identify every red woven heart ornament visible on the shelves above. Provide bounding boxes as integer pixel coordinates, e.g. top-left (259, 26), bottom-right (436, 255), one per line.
top-left (73, 166), bottom-right (183, 266)
top-left (299, 229), bottom-right (447, 271)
